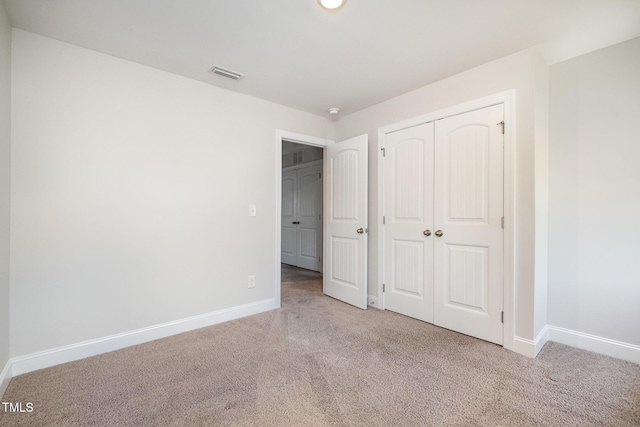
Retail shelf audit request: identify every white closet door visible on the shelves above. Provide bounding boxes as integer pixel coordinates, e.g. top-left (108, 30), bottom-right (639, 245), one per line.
top-left (383, 122), bottom-right (435, 322)
top-left (296, 164), bottom-right (322, 272)
top-left (433, 104), bottom-right (504, 345)
top-left (325, 134), bottom-right (368, 309)
top-left (281, 169), bottom-right (297, 266)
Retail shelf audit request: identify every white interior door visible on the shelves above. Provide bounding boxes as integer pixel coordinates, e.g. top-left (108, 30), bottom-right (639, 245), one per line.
top-left (296, 164), bottom-right (323, 272)
top-left (281, 169), bottom-right (297, 266)
top-left (433, 104), bottom-right (504, 345)
top-left (383, 122), bottom-right (435, 322)
top-left (324, 134), bottom-right (368, 309)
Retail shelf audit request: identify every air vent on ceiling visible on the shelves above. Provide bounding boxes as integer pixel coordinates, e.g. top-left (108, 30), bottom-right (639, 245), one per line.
top-left (209, 65), bottom-right (245, 81)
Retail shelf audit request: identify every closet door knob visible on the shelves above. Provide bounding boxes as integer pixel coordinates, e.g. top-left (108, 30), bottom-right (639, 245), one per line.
top-left (423, 229), bottom-right (431, 236)
top-left (435, 230), bottom-right (443, 237)
top-left (356, 228), bottom-right (364, 234)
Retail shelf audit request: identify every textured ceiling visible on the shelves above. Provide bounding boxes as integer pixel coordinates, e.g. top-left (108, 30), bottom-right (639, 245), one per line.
top-left (4, 0), bottom-right (640, 117)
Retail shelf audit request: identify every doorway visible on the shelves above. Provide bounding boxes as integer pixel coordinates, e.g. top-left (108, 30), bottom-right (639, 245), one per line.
top-left (274, 130), bottom-right (369, 311)
top-left (281, 141), bottom-right (324, 273)
top-left (274, 131), bottom-right (330, 307)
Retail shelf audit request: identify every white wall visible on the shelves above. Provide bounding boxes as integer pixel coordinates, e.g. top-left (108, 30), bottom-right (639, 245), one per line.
top-left (0, 1), bottom-right (11, 386)
top-left (334, 48), bottom-right (548, 345)
top-left (548, 37), bottom-right (640, 346)
top-left (10, 29), bottom-right (331, 357)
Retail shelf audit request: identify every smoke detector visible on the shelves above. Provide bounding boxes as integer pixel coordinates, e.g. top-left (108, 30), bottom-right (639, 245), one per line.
top-left (209, 65), bottom-right (245, 81)
top-left (328, 107), bottom-right (340, 116)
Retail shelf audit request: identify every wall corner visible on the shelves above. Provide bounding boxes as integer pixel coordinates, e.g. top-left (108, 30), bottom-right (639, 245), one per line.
top-left (533, 49), bottom-right (550, 338)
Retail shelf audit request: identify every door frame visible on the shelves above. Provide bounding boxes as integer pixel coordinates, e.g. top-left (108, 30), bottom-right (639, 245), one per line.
top-left (275, 130), bottom-right (332, 307)
top-left (377, 90), bottom-right (516, 351)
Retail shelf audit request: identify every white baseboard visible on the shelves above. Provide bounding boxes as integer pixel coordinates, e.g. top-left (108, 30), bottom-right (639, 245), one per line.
top-left (0, 359), bottom-right (11, 399)
top-left (512, 337), bottom-right (533, 357)
top-left (534, 326), bottom-right (550, 356)
top-left (513, 326), bottom-right (549, 358)
top-left (367, 294), bottom-right (380, 309)
top-left (11, 298), bottom-right (278, 376)
top-left (547, 325), bottom-right (640, 365)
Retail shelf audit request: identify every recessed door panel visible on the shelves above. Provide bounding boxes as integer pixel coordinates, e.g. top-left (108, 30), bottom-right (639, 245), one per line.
top-left (299, 228), bottom-right (317, 259)
top-left (393, 138), bottom-right (425, 222)
top-left (447, 125), bottom-right (489, 223)
top-left (281, 227), bottom-right (295, 256)
top-left (330, 237), bottom-right (359, 289)
top-left (298, 168), bottom-right (320, 218)
top-left (445, 244), bottom-right (489, 312)
top-left (331, 150), bottom-right (360, 221)
top-left (392, 240), bottom-right (424, 297)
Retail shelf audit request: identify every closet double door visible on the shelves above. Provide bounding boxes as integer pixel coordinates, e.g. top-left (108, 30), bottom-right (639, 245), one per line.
top-left (282, 163), bottom-right (323, 272)
top-left (383, 105), bottom-right (504, 345)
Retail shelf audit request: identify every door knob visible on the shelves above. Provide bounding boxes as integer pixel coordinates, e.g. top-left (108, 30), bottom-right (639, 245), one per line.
top-left (435, 230), bottom-right (443, 237)
top-left (292, 221), bottom-right (300, 224)
top-left (423, 229), bottom-right (431, 236)
top-left (356, 228), bottom-right (364, 234)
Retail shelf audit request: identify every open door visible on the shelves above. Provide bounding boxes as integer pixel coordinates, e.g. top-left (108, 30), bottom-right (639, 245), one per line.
top-left (324, 134), bottom-right (368, 309)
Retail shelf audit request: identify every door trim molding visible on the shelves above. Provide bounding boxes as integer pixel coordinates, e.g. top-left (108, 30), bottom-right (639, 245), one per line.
top-left (275, 130), bottom-right (332, 306)
top-left (377, 90), bottom-right (516, 352)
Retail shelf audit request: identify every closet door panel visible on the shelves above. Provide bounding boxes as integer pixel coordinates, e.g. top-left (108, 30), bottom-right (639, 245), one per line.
top-left (383, 122), bottom-right (435, 322)
top-left (434, 104), bottom-right (504, 345)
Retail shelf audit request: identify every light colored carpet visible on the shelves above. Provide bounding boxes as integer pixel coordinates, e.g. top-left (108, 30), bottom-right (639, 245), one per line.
top-left (1, 265), bottom-right (639, 426)
top-left (281, 263), bottom-right (323, 283)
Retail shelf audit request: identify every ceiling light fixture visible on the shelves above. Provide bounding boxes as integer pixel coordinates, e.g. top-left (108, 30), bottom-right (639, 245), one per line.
top-left (318, 0), bottom-right (346, 10)
top-left (328, 107), bottom-right (340, 115)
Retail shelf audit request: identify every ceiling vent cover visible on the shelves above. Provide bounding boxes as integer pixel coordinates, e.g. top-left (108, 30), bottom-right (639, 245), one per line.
top-left (209, 65), bottom-right (245, 81)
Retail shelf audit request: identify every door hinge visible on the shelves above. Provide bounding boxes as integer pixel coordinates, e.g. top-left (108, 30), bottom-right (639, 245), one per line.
top-left (381, 147), bottom-right (386, 157)
top-left (319, 214), bottom-right (322, 220)
top-left (318, 172), bottom-right (322, 179)
top-left (383, 284), bottom-right (386, 292)
top-left (498, 121), bottom-right (505, 135)
top-left (501, 216), bottom-right (504, 229)
top-left (383, 216), bottom-right (386, 225)
top-left (501, 311), bottom-right (504, 323)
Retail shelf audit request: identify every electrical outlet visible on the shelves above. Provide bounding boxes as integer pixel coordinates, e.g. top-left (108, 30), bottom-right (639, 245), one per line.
top-left (248, 275), bottom-right (256, 288)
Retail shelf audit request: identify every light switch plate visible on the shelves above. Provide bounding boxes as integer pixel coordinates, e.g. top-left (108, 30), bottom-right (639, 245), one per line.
top-left (249, 205), bottom-right (257, 217)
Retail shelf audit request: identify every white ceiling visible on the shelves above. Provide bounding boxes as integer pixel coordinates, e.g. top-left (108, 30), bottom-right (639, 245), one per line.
top-left (4, 0), bottom-right (640, 117)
